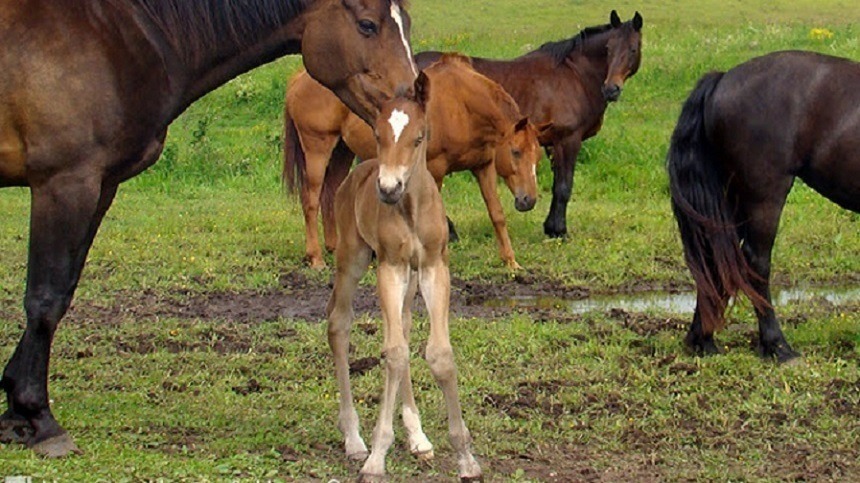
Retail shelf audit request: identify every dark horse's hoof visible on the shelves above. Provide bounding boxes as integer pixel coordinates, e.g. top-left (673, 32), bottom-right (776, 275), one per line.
top-left (757, 340), bottom-right (801, 364)
top-left (543, 221), bottom-right (567, 239)
top-left (31, 432), bottom-right (83, 458)
top-left (684, 331), bottom-right (724, 356)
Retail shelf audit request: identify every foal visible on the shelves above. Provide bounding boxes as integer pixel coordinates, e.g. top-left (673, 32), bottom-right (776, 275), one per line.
top-left (326, 73), bottom-right (482, 481)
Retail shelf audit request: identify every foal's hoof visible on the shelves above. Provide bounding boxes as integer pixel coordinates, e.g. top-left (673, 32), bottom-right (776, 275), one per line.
top-left (357, 473), bottom-right (386, 483)
top-left (413, 448), bottom-right (435, 461)
top-left (31, 433), bottom-right (82, 458)
top-left (347, 450), bottom-right (370, 462)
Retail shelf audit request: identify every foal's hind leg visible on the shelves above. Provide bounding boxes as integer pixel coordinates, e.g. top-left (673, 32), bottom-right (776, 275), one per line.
top-left (420, 261), bottom-right (482, 480)
top-left (327, 240), bottom-right (373, 460)
top-left (398, 272), bottom-right (434, 460)
top-left (741, 198), bottom-right (800, 363)
top-left (361, 261), bottom-right (412, 479)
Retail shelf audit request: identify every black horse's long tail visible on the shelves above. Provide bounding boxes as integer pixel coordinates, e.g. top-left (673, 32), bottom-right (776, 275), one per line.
top-left (667, 72), bottom-right (767, 334)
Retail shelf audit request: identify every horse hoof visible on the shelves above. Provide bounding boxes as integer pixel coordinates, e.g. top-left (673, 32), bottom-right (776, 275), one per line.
top-left (347, 450), bottom-right (369, 462)
top-left (30, 433), bottom-right (82, 458)
top-left (413, 448), bottom-right (434, 461)
top-left (308, 259), bottom-right (327, 270)
top-left (460, 475), bottom-right (484, 482)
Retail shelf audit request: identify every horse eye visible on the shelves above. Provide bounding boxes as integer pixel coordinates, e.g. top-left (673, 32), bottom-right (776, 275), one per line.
top-left (358, 19), bottom-right (378, 36)
top-left (512, 149), bottom-right (522, 158)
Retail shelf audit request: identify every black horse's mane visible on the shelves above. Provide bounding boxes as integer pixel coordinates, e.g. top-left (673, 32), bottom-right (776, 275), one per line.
top-left (537, 24), bottom-right (613, 65)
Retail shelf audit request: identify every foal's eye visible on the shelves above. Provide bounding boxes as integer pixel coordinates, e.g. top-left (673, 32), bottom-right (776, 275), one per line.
top-left (512, 149), bottom-right (522, 158)
top-left (358, 19), bottom-right (378, 36)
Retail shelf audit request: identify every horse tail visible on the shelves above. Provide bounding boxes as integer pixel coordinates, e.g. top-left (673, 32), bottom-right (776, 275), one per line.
top-left (282, 101), bottom-right (304, 194)
top-left (667, 71), bottom-right (768, 334)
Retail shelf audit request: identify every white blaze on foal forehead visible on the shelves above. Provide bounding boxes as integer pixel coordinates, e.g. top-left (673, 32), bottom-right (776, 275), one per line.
top-left (387, 108), bottom-right (410, 143)
top-left (390, 3), bottom-right (418, 76)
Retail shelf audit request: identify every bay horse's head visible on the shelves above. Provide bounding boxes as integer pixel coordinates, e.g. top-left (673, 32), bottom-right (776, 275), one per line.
top-left (496, 119), bottom-right (548, 212)
top-left (375, 71), bottom-right (430, 204)
top-left (302, 0), bottom-right (418, 124)
top-left (602, 10), bottom-right (643, 102)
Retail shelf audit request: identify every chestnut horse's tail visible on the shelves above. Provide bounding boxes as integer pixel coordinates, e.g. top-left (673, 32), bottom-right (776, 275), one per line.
top-left (282, 102), bottom-right (305, 193)
top-left (667, 72), bottom-right (767, 334)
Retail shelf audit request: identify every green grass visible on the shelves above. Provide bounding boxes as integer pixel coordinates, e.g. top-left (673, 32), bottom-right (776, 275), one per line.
top-left (1, 0), bottom-right (859, 480)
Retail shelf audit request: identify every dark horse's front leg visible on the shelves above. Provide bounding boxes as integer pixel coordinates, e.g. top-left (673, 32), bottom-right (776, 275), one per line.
top-left (544, 137), bottom-right (582, 238)
top-left (1, 174), bottom-right (118, 457)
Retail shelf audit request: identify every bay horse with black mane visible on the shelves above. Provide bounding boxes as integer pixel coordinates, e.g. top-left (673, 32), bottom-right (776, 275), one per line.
top-left (0, 0), bottom-right (416, 457)
top-left (416, 10), bottom-right (643, 238)
top-left (668, 50), bottom-right (860, 363)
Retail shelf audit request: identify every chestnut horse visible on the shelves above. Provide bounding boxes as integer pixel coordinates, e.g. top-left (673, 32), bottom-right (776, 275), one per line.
top-left (285, 54), bottom-right (545, 269)
top-left (668, 51), bottom-right (860, 363)
top-left (417, 10), bottom-right (643, 238)
top-left (0, 0), bottom-right (416, 456)
top-left (327, 72), bottom-right (482, 481)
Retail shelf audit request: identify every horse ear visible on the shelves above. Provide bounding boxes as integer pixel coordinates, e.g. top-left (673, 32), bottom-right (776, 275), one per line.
top-left (413, 71), bottom-right (430, 110)
top-left (633, 12), bottom-right (643, 31)
top-left (610, 10), bottom-right (622, 28)
top-left (515, 117), bottom-right (529, 132)
top-left (536, 121), bottom-right (554, 143)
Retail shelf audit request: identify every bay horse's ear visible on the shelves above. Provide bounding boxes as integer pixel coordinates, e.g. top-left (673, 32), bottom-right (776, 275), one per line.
top-left (535, 121), bottom-right (555, 144)
top-left (414, 70), bottom-right (430, 110)
top-left (633, 12), bottom-right (643, 31)
top-left (515, 117), bottom-right (529, 132)
top-left (610, 10), bottom-right (622, 28)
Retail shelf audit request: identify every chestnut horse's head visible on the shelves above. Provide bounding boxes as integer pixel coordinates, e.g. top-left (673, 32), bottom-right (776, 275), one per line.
top-left (302, 0), bottom-right (418, 124)
top-left (375, 71), bottom-right (430, 204)
top-left (602, 10), bottom-right (643, 102)
top-left (495, 118), bottom-right (548, 212)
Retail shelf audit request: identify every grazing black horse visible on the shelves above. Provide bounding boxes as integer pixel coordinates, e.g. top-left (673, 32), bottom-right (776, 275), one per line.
top-left (668, 50), bottom-right (860, 363)
top-left (0, 0), bottom-right (417, 457)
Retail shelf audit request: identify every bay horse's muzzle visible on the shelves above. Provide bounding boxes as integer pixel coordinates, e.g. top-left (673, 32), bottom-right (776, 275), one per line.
top-left (377, 177), bottom-right (405, 204)
top-left (602, 83), bottom-right (622, 102)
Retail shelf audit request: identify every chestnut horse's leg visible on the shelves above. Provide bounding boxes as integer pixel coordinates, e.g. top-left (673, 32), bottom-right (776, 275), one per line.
top-left (398, 271), bottom-right (434, 460)
top-left (361, 260), bottom-right (411, 479)
top-left (544, 137), bottom-right (582, 239)
top-left (740, 196), bottom-right (800, 363)
top-left (420, 260), bottom-right (482, 481)
top-left (298, 132), bottom-right (339, 269)
top-left (472, 163), bottom-right (520, 269)
top-left (326, 236), bottom-right (373, 460)
top-left (1, 174), bottom-right (118, 457)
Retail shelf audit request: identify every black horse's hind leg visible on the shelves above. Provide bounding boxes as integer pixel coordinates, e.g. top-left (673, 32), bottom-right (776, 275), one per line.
top-left (543, 137), bottom-right (581, 238)
top-left (741, 200), bottom-right (800, 363)
top-left (1, 174), bottom-right (118, 456)
top-left (685, 297), bottom-right (727, 356)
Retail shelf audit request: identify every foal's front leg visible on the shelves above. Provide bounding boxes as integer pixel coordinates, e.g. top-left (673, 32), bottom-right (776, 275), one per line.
top-left (420, 261), bottom-right (482, 481)
top-left (361, 261), bottom-right (411, 480)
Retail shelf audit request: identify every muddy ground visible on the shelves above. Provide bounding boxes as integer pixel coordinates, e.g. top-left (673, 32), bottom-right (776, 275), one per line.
top-left (1, 273), bottom-right (858, 482)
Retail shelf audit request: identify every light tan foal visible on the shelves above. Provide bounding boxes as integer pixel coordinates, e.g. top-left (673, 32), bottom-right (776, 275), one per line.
top-left (326, 72), bottom-right (482, 482)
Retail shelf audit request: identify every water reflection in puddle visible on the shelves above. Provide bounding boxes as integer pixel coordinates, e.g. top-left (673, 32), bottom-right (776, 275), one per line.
top-left (488, 285), bottom-right (860, 315)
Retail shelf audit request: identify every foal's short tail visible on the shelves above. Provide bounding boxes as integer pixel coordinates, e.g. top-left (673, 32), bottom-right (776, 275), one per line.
top-left (282, 104), bottom-right (305, 193)
top-left (667, 72), bottom-right (767, 334)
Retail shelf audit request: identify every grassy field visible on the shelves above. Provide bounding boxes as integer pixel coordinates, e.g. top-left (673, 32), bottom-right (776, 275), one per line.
top-left (1, 0), bottom-right (859, 481)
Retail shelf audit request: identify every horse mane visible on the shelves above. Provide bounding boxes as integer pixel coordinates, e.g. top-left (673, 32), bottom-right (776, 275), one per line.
top-left (536, 24), bottom-right (613, 65)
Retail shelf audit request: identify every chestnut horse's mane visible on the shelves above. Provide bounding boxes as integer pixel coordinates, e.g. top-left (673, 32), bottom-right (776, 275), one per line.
top-left (537, 24), bottom-right (614, 66)
top-left (434, 53), bottom-right (522, 123)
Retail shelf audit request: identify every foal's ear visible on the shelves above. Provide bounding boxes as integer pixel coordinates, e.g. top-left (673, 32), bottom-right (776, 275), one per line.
top-left (610, 10), bottom-right (622, 28)
top-left (414, 70), bottom-right (430, 110)
top-left (633, 12), bottom-right (643, 31)
top-left (515, 117), bottom-right (529, 132)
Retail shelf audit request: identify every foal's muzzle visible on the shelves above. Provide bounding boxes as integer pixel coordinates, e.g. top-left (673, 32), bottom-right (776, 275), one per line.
top-left (377, 178), bottom-right (405, 204)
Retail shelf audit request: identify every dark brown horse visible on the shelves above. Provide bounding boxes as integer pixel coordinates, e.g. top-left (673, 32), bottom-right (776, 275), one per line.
top-left (0, 0), bottom-right (416, 457)
top-left (416, 10), bottom-right (643, 238)
top-left (668, 50), bottom-right (860, 363)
